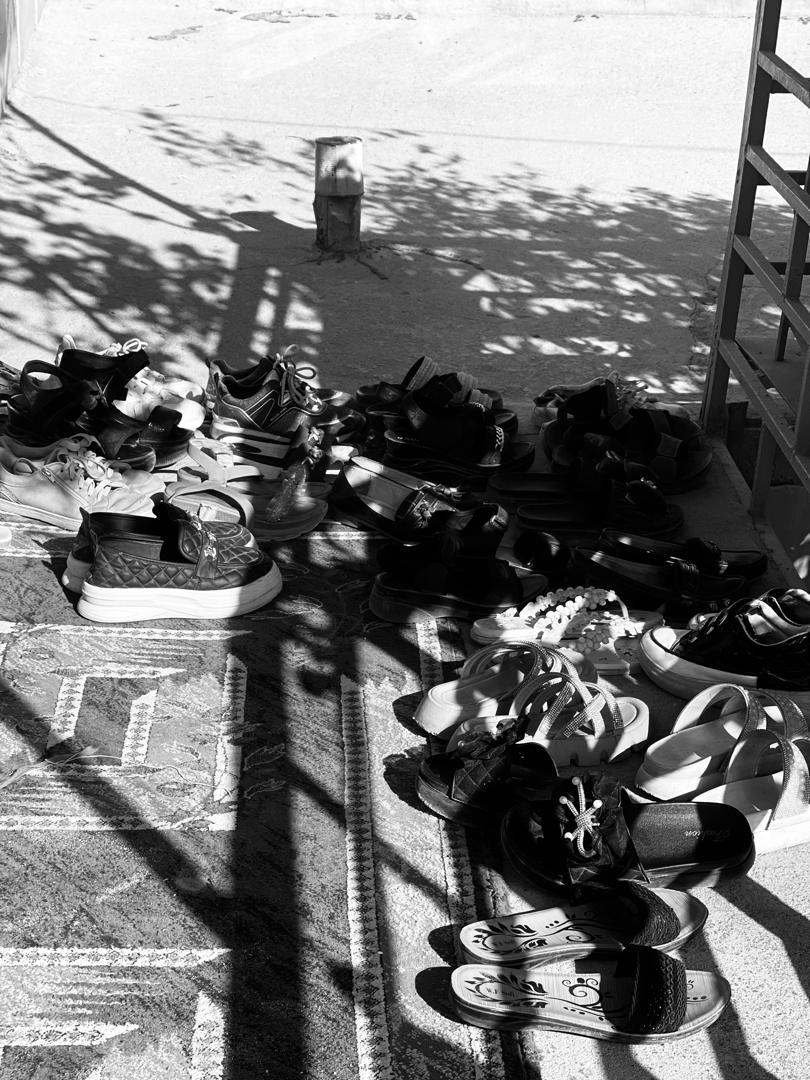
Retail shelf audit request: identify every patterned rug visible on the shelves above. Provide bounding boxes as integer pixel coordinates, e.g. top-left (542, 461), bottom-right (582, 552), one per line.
top-left (0, 514), bottom-right (526, 1080)
top-left (0, 509), bottom-right (804, 1080)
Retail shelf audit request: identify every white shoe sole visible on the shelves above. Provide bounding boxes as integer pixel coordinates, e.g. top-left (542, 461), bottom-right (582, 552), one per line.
top-left (639, 627), bottom-right (810, 710)
top-left (0, 499), bottom-right (81, 531)
top-left (77, 563), bottom-right (282, 622)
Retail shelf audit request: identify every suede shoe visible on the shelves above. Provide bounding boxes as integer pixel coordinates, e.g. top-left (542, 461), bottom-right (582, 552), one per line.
top-left (77, 502), bottom-right (281, 622)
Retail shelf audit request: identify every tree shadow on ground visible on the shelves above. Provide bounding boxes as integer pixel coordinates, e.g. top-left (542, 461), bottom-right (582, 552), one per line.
top-left (0, 104), bottom-right (797, 408)
top-left (0, 102), bottom-right (802, 1080)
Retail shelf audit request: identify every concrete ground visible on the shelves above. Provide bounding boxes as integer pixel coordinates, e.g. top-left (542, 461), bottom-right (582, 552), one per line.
top-left (1, 2), bottom-right (810, 1078)
top-left (1, 0), bottom-right (807, 407)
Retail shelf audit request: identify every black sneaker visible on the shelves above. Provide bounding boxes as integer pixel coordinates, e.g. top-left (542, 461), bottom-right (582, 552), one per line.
top-left (210, 351), bottom-right (335, 440)
top-left (639, 597), bottom-right (810, 706)
top-left (206, 346), bottom-right (351, 412)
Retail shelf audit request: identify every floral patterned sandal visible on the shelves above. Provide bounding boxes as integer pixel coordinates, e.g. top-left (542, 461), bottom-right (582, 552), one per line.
top-left (451, 945), bottom-right (730, 1041)
top-left (458, 882), bottom-right (708, 966)
top-left (470, 586), bottom-right (663, 675)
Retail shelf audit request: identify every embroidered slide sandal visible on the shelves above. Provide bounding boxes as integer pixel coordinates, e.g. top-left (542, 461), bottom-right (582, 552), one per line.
top-left (693, 729), bottom-right (810, 854)
top-left (447, 672), bottom-right (649, 768)
top-left (458, 881), bottom-right (709, 965)
top-left (450, 944), bottom-right (730, 1041)
top-left (500, 773), bottom-right (756, 894)
top-left (413, 641), bottom-right (594, 739)
top-left (634, 684), bottom-right (806, 801)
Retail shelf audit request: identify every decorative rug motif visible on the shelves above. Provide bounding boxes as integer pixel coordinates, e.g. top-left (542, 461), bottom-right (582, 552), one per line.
top-left (0, 512), bottom-right (781, 1080)
top-left (0, 516), bottom-right (518, 1080)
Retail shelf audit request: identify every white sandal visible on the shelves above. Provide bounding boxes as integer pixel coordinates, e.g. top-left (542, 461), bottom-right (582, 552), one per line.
top-left (446, 669), bottom-right (649, 767)
top-left (471, 586), bottom-right (662, 675)
top-left (413, 641), bottom-right (595, 739)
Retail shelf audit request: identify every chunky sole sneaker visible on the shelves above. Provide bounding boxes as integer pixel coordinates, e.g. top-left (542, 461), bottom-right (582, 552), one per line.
top-left (76, 503), bottom-right (281, 622)
top-left (78, 564), bottom-right (281, 622)
top-left (208, 416), bottom-right (301, 455)
top-left (62, 511), bottom-right (260, 594)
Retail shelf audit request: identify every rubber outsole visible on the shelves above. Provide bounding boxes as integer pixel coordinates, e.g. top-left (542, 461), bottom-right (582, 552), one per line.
top-left (639, 628), bottom-right (810, 710)
top-left (77, 564), bottom-right (282, 622)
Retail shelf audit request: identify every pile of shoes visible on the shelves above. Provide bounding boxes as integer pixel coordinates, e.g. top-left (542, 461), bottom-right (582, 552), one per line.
top-left (329, 364), bottom-right (810, 1043)
top-left (331, 358), bottom-right (552, 620)
top-left (0, 337), bottom-right (366, 622)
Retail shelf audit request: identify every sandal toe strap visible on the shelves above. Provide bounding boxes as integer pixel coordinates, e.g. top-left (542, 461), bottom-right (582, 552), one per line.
top-left (615, 945), bottom-right (688, 1034)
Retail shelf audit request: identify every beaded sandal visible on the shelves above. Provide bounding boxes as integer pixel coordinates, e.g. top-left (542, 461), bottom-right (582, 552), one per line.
top-left (470, 586), bottom-right (664, 675)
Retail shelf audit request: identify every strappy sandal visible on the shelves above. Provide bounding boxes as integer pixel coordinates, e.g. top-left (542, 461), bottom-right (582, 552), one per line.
top-left (500, 772), bottom-right (755, 894)
top-left (634, 684), bottom-right (807, 801)
top-left (694, 728), bottom-right (810, 854)
top-left (165, 469), bottom-right (329, 542)
top-left (180, 434), bottom-right (330, 495)
top-left (451, 944), bottom-right (730, 1041)
top-left (470, 586), bottom-right (663, 675)
top-left (446, 671), bottom-right (649, 767)
top-left (413, 641), bottom-right (596, 739)
top-left (458, 881), bottom-right (708, 965)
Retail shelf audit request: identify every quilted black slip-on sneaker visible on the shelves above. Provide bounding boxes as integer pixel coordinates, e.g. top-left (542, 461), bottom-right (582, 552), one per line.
top-left (77, 503), bottom-right (281, 622)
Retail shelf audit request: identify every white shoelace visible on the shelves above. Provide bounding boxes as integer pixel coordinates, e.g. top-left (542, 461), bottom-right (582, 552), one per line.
top-left (101, 338), bottom-right (149, 357)
top-left (44, 449), bottom-right (128, 498)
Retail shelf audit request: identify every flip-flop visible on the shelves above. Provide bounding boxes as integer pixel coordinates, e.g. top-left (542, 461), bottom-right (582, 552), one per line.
top-left (694, 729), bottom-right (810, 854)
top-left (501, 772), bottom-right (755, 894)
top-left (446, 671), bottom-right (650, 768)
top-left (451, 945), bottom-right (730, 1041)
top-left (634, 685), bottom-right (807, 801)
top-left (458, 882), bottom-right (708, 965)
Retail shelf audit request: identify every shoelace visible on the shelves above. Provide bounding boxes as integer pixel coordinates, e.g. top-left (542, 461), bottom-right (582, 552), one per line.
top-left (44, 449), bottom-right (128, 497)
top-left (101, 338), bottom-right (149, 357)
top-left (559, 775), bottom-right (603, 858)
top-left (271, 346), bottom-right (325, 411)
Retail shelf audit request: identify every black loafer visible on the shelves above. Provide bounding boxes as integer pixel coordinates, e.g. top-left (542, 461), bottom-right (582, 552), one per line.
top-left (598, 529), bottom-right (768, 580)
top-left (570, 545), bottom-right (747, 615)
top-left (328, 454), bottom-right (485, 541)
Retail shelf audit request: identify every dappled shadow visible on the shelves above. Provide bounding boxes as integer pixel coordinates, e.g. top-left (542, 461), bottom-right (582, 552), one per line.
top-left (0, 103), bottom-right (796, 410)
top-left (0, 97), bottom-right (803, 1080)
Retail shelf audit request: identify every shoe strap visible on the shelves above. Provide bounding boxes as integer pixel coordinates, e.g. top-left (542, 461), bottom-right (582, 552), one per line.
top-left (538, 773), bottom-right (647, 890)
top-left (722, 728), bottom-right (810, 824)
top-left (614, 945), bottom-right (688, 1035)
top-left (459, 641), bottom-right (579, 683)
top-left (513, 671), bottom-right (625, 740)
